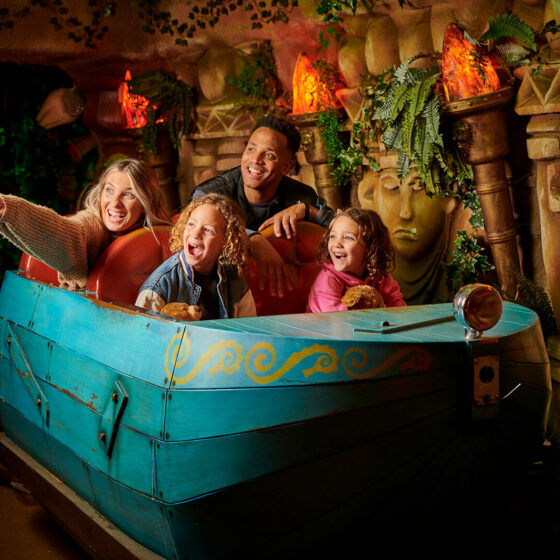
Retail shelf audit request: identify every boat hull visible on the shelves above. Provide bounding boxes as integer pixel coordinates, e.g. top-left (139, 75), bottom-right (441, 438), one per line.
top-left (0, 271), bottom-right (551, 558)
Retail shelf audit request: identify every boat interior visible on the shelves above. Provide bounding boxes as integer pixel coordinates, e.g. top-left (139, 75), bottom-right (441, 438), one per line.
top-left (17, 222), bottom-right (326, 317)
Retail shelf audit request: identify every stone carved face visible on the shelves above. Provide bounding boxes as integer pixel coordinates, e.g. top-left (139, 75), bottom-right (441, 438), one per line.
top-left (358, 166), bottom-right (456, 262)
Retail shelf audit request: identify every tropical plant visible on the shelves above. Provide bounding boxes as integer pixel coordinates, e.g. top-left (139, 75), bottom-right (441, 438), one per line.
top-left (508, 272), bottom-right (558, 338)
top-left (225, 41), bottom-right (281, 118)
top-left (126, 71), bottom-right (195, 155)
top-left (441, 192), bottom-right (493, 294)
top-left (317, 112), bottom-right (378, 187)
top-left (480, 12), bottom-right (537, 65)
top-left (442, 230), bottom-right (494, 295)
top-left (364, 55), bottom-right (473, 197)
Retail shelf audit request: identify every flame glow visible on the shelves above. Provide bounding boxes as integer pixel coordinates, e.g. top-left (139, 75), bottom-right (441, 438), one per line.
top-left (441, 24), bottom-right (502, 102)
top-left (291, 54), bottom-right (343, 114)
top-left (118, 70), bottom-right (151, 129)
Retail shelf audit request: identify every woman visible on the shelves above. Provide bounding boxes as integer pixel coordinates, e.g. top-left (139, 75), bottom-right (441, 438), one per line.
top-left (0, 158), bottom-right (172, 290)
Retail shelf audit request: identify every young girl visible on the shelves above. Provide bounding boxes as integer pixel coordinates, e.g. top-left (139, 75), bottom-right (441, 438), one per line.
top-left (307, 208), bottom-right (406, 312)
top-left (136, 193), bottom-right (256, 319)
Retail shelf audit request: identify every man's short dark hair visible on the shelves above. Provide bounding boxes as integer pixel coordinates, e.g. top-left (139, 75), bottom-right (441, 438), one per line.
top-left (252, 116), bottom-right (301, 156)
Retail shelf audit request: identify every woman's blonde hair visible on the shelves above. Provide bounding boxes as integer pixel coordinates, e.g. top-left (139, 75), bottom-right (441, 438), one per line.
top-left (316, 207), bottom-right (394, 278)
top-left (83, 158), bottom-right (172, 230)
top-left (170, 193), bottom-right (249, 275)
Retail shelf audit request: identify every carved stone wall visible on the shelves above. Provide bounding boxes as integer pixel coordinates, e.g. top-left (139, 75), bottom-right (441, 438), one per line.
top-left (0, 0), bottom-right (551, 302)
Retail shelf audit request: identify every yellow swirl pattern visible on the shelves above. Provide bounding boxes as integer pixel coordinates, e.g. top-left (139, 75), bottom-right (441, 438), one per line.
top-left (164, 333), bottom-right (190, 379)
top-left (165, 335), bottom-right (244, 385)
top-left (343, 345), bottom-right (432, 379)
top-left (164, 335), bottom-right (432, 385)
top-left (245, 342), bottom-right (338, 385)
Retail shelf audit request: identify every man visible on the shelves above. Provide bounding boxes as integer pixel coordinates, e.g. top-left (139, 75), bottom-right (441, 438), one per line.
top-left (192, 116), bottom-right (335, 297)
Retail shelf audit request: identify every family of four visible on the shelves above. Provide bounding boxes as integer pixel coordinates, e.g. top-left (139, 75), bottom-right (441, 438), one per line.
top-left (0, 116), bottom-right (405, 319)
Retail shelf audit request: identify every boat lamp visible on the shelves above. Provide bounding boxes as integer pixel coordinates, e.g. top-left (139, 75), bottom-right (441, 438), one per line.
top-left (453, 283), bottom-right (503, 339)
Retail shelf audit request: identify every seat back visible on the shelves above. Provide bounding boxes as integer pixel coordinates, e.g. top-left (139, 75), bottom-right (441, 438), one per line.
top-left (18, 253), bottom-right (60, 286)
top-left (19, 221), bottom-right (323, 315)
top-left (86, 226), bottom-right (172, 304)
top-left (18, 226), bottom-right (173, 305)
top-left (246, 222), bottom-right (325, 316)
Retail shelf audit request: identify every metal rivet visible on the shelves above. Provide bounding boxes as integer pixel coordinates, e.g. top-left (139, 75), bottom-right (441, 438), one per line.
top-left (35, 397), bottom-right (41, 407)
top-left (6, 336), bottom-right (11, 344)
top-left (112, 391), bottom-right (119, 403)
top-left (99, 432), bottom-right (107, 442)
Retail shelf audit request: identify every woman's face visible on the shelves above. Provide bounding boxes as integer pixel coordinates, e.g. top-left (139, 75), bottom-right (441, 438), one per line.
top-left (182, 204), bottom-right (226, 274)
top-left (375, 169), bottom-right (448, 261)
top-left (327, 215), bottom-right (368, 278)
top-left (100, 171), bottom-right (144, 233)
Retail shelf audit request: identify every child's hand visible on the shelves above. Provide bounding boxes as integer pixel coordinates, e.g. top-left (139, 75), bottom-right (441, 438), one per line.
top-left (258, 203), bottom-right (307, 240)
top-left (249, 234), bottom-right (298, 297)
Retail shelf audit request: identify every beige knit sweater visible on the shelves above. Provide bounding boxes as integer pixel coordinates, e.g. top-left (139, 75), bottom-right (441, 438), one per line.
top-left (0, 195), bottom-right (113, 290)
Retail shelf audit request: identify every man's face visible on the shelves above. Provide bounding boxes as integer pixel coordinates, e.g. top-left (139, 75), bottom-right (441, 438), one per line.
top-left (241, 127), bottom-right (293, 203)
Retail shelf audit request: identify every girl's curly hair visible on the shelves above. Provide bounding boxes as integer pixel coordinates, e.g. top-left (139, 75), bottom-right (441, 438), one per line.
top-left (316, 208), bottom-right (394, 278)
top-left (169, 193), bottom-right (249, 275)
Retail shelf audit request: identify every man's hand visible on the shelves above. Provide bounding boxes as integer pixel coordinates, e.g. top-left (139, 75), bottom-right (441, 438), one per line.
top-left (258, 203), bottom-right (306, 240)
top-left (249, 234), bottom-right (298, 298)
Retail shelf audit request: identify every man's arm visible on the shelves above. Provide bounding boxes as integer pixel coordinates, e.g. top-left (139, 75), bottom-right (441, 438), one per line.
top-left (258, 178), bottom-right (335, 238)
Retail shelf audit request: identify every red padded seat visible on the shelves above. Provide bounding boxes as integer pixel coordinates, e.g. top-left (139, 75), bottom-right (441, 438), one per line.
top-left (18, 222), bottom-right (324, 315)
top-left (246, 222), bottom-right (325, 316)
top-left (86, 226), bottom-right (172, 304)
top-left (18, 226), bottom-right (172, 305)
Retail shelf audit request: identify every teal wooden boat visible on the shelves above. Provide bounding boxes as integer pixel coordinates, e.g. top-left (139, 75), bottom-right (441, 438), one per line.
top-left (0, 227), bottom-right (551, 559)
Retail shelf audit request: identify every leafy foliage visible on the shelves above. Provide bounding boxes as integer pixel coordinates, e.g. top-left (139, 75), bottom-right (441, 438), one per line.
top-left (126, 71), bottom-right (195, 155)
top-left (1, 0), bottom-right (115, 48)
top-left (442, 230), bottom-right (494, 294)
top-left (480, 12), bottom-right (537, 52)
top-left (317, 112), bottom-right (379, 187)
top-left (225, 41), bottom-right (281, 118)
top-left (365, 56), bottom-right (473, 197)
top-left (135, 0), bottom-right (297, 46)
top-left (315, 0), bottom-right (404, 48)
top-left (509, 272), bottom-right (558, 338)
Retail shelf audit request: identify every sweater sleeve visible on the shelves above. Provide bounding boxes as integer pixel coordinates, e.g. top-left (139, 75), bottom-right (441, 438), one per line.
top-left (0, 195), bottom-right (110, 288)
top-left (306, 269), bottom-right (347, 313)
top-left (379, 273), bottom-right (407, 307)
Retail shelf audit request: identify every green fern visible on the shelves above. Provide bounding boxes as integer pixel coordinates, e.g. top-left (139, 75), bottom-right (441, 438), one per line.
top-left (366, 56), bottom-right (471, 195)
top-left (127, 71), bottom-right (195, 155)
top-left (480, 12), bottom-right (536, 52)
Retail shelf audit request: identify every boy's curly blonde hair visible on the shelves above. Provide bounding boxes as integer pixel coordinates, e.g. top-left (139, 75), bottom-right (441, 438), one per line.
top-left (169, 193), bottom-right (249, 275)
top-left (316, 208), bottom-right (394, 278)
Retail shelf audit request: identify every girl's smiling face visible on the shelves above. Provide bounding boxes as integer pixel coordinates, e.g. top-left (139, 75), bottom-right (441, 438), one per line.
top-left (182, 204), bottom-right (226, 274)
top-left (327, 215), bottom-right (368, 278)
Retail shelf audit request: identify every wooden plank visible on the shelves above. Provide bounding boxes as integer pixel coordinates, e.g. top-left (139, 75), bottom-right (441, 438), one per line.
top-left (0, 432), bottom-right (163, 560)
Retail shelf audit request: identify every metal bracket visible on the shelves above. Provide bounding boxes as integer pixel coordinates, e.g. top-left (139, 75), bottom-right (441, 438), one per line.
top-left (6, 322), bottom-right (49, 426)
top-left (467, 338), bottom-right (500, 421)
top-left (98, 379), bottom-right (128, 458)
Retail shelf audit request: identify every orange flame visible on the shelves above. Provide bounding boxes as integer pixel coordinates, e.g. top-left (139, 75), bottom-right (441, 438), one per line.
top-left (291, 54), bottom-right (343, 114)
top-left (441, 23), bottom-right (502, 102)
top-left (118, 70), bottom-right (155, 129)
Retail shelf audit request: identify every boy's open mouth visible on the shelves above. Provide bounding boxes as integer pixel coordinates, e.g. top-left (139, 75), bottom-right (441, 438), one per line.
top-left (187, 242), bottom-right (203, 256)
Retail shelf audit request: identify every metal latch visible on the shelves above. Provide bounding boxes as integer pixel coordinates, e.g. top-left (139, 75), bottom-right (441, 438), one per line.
top-left (6, 322), bottom-right (49, 426)
top-left (468, 338), bottom-right (499, 421)
top-left (98, 379), bottom-right (128, 458)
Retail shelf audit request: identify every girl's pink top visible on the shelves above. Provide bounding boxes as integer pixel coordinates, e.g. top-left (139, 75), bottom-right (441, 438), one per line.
top-left (306, 263), bottom-right (406, 313)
